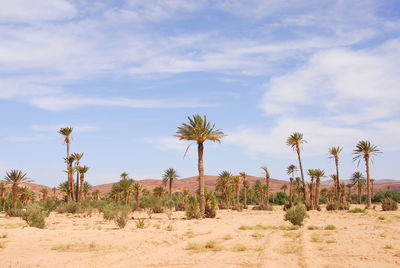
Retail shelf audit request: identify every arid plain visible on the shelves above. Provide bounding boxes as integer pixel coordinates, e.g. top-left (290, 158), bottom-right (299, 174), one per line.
top-left (1, 205), bottom-right (400, 268)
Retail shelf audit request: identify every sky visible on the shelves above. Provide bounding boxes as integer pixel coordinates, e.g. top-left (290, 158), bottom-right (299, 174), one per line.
top-left (1, 0), bottom-right (400, 187)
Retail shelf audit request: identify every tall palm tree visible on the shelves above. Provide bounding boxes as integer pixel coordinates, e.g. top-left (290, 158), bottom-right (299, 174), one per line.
top-left (313, 169), bottom-right (325, 210)
top-left (162, 168), bottom-right (179, 200)
top-left (307, 169), bottom-right (316, 210)
top-left (40, 188), bottom-right (48, 201)
top-left (231, 176), bottom-right (241, 209)
top-left (72, 152), bottom-right (84, 202)
top-left (287, 165), bottom-right (297, 206)
top-left (370, 179), bottom-right (375, 198)
top-left (77, 166), bottom-right (89, 202)
top-left (59, 127), bottom-right (73, 198)
top-left (254, 180), bottom-right (265, 206)
top-left (82, 182), bottom-right (91, 201)
top-left (64, 155), bottom-right (76, 201)
top-left (239, 172), bottom-right (248, 209)
top-left (353, 141), bottom-right (382, 208)
top-left (286, 132), bottom-right (308, 205)
top-left (216, 170), bottom-right (232, 209)
top-left (132, 182), bottom-right (143, 206)
top-left (351, 172), bottom-right (366, 204)
top-left (119, 177), bottom-right (133, 203)
top-left (328, 146), bottom-right (343, 203)
top-left (58, 181), bottom-right (70, 200)
top-left (2, 170), bottom-right (32, 214)
top-left (261, 166), bottom-right (271, 207)
top-left (174, 114), bottom-right (226, 216)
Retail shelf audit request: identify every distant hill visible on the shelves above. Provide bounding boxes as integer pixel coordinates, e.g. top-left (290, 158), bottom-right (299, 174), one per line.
top-left (2, 181), bottom-right (63, 199)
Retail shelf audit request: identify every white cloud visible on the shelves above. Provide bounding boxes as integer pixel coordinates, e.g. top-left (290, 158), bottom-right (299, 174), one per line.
top-left (28, 95), bottom-right (217, 111)
top-left (0, 0), bottom-right (77, 22)
top-left (31, 124), bottom-right (96, 133)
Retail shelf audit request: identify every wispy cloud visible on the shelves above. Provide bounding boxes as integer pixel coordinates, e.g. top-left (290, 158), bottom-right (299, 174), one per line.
top-left (31, 124), bottom-right (97, 133)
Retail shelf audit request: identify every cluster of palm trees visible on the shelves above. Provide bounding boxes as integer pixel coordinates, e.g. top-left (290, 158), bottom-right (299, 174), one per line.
top-left (1, 170), bottom-right (32, 213)
top-left (58, 127), bottom-right (90, 203)
top-left (174, 115), bottom-right (382, 214)
top-left (108, 173), bottom-right (144, 205)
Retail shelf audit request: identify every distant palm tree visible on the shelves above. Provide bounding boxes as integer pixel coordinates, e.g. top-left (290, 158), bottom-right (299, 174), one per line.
top-left (231, 176), bottom-right (241, 209)
top-left (119, 177), bottom-right (134, 203)
top-left (182, 189), bottom-right (189, 210)
top-left (261, 166), bottom-right (271, 207)
top-left (120, 172), bottom-right (129, 180)
top-left (40, 188), bottom-right (48, 201)
top-left (216, 170), bottom-right (232, 209)
top-left (281, 184), bottom-right (288, 194)
top-left (286, 165), bottom-right (297, 206)
top-left (59, 127), bottom-right (73, 199)
top-left (254, 180), bottom-right (265, 206)
top-left (239, 172), bottom-right (248, 209)
top-left (64, 155), bottom-right (76, 201)
top-left (0, 182), bottom-right (6, 211)
top-left (19, 187), bottom-right (35, 206)
top-left (162, 168), bottom-right (179, 200)
top-left (287, 132), bottom-right (308, 206)
top-left (313, 169), bottom-right (325, 210)
top-left (58, 181), bottom-right (70, 200)
top-left (353, 141), bottom-right (382, 208)
top-left (346, 184), bottom-right (352, 202)
top-left (92, 189), bottom-right (100, 200)
top-left (51, 187), bottom-right (57, 200)
top-left (132, 182), bottom-right (143, 206)
top-left (82, 182), bottom-right (91, 201)
top-left (2, 170), bottom-right (32, 213)
top-left (328, 146), bottom-right (343, 203)
top-left (174, 114), bottom-right (226, 216)
top-left (72, 152), bottom-right (84, 202)
top-left (153, 186), bottom-right (165, 200)
top-left (77, 166), bottom-right (89, 202)
top-left (351, 172), bottom-right (366, 204)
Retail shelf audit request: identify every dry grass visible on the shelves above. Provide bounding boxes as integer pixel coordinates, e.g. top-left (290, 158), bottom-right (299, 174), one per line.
top-left (250, 232), bottom-right (264, 240)
top-left (185, 240), bottom-right (223, 252)
top-left (51, 242), bottom-right (110, 252)
top-left (324, 225), bottom-right (336, 230)
top-left (223, 234), bottom-right (232, 240)
top-left (232, 244), bottom-right (247, 252)
top-left (239, 224), bottom-right (299, 231)
top-left (284, 231), bottom-right (301, 241)
top-left (311, 233), bottom-right (323, 243)
top-left (274, 243), bottom-right (301, 254)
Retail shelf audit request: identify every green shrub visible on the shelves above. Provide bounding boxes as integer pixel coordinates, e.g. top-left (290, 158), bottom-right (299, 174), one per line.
top-left (348, 208), bottom-right (366, 213)
top-left (382, 198), bottom-right (398, 211)
top-left (114, 209), bottom-right (129, 229)
top-left (324, 224), bottom-right (336, 230)
top-left (186, 195), bottom-right (201, 219)
top-left (284, 204), bottom-right (307, 226)
top-left (136, 219), bottom-right (145, 229)
top-left (326, 202), bottom-right (349, 211)
top-left (21, 203), bottom-right (47, 229)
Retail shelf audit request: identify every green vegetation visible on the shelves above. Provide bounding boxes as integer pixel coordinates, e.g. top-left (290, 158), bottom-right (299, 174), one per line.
top-left (284, 204), bottom-right (307, 226)
top-left (382, 198), bottom-right (398, 211)
top-left (348, 208), bottom-right (366, 213)
top-left (21, 203), bottom-right (47, 229)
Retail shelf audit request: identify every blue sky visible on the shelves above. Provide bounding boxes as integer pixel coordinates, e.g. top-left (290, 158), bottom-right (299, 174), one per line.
top-left (1, 0), bottom-right (400, 187)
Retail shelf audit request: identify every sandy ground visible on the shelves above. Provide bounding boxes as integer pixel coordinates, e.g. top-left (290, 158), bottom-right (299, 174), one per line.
top-left (0, 205), bottom-right (400, 268)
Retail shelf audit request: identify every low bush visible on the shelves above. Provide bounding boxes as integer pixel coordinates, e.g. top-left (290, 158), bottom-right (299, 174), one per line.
top-left (382, 198), bottom-right (398, 211)
top-left (326, 202), bottom-right (349, 211)
top-left (284, 204), bottom-right (307, 226)
top-left (186, 195), bottom-right (201, 219)
top-left (348, 208), bottom-right (366, 213)
top-left (135, 219), bottom-right (145, 229)
top-left (21, 203), bottom-right (47, 229)
top-left (114, 209), bottom-right (129, 229)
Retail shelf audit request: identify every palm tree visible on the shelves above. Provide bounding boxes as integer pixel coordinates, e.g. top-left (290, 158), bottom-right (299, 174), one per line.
top-left (287, 165), bottom-right (297, 206)
top-left (19, 187), bottom-right (35, 206)
top-left (239, 172), bottom-right (248, 209)
top-left (120, 172), bottom-right (129, 180)
top-left (40, 188), bottom-right (48, 201)
top-left (174, 114), bottom-right (226, 216)
top-left (351, 172), bottom-right (366, 204)
top-left (64, 155), bottom-right (76, 201)
top-left (92, 189), bottom-right (100, 200)
top-left (162, 168), bottom-right (179, 200)
top-left (216, 170), bottom-right (232, 209)
top-left (82, 182), bottom-right (91, 201)
top-left (132, 182), bottom-right (143, 206)
top-left (353, 141), bottom-right (382, 208)
top-left (286, 132), bottom-right (308, 206)
top-left (2, 170), bottom-right (32, 214)
top-left (182, 189), bottom-right (189, 210)
top-left (231, 176), bottom-right (241, 209)
top-left (328, 146), bottom-right (343, 203)
top-left (313, 169), bottom-right (325, 210)
top-left (59, 127), bottom-right (73, 198)
top-left (77, 166), bottom-right (89, 202)
top-left (281, 184), bottom-right (288, 194)
top-left (370, 179), bottom-right (375, 197)
top-left (58, 181), bottom-right (70, 200)
top-left (261, 166), bottom-right (271, 207)
top-left (72, 152), bottom-right (84, 202)
top-left (346, 184), bottom-right (352, 202)
top-left (254, 180), bottom-right (265, 206)
top-left (153, 186), bottom-right (165, 200)
top-left (0, 182), bottom-right (6, 211)
top-left (307, 169), bottom-right (316, 210)
top-left (118, 177), bottom-right (133, 203)
top-left (51, 187), bottom-right (57, 200)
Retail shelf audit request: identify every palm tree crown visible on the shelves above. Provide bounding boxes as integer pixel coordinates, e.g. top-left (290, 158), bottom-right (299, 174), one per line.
top-left (3, 170), bottom-right (31, 184)
top-left (162, 168), bottom-right (179, 199)
top-left (353, 141), bottom-right (382, 164)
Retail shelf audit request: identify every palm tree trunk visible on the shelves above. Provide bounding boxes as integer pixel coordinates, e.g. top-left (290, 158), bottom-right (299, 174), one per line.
top-left (12, 183), bottom-right (18, 214)
top-left (79, 174), bottom-right (84, 203)
top-left (289, 177), bottom-right (293, 207)
top-left (296, 146), bottom-right (308, 206)
top-left (243, 186), bottom-right (247, 209)
top-left (365, 156), bottom-right (371, 208)
top-left (266, 176), bottom-right (270, 207)
top-left (335, 157), bottom-right (340, 204)
top-left (169, 180), bottom-right (172, 200)
top-left (236, 184), bottom-right (239, 209)
top-left (197, 142), bottom-right (205, 216)
top-left (309, 178), bottom-right (314, 210)
top-left (358, 187), bottom-right (361, 204)
top-left (76, 164), bottom-right (80, 203)
top-left (315, 177), bottom-right (320, 210)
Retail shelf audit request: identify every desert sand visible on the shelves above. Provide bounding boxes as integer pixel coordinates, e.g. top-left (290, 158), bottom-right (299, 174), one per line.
top-left (1, 206), bottom-right (400, 268)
